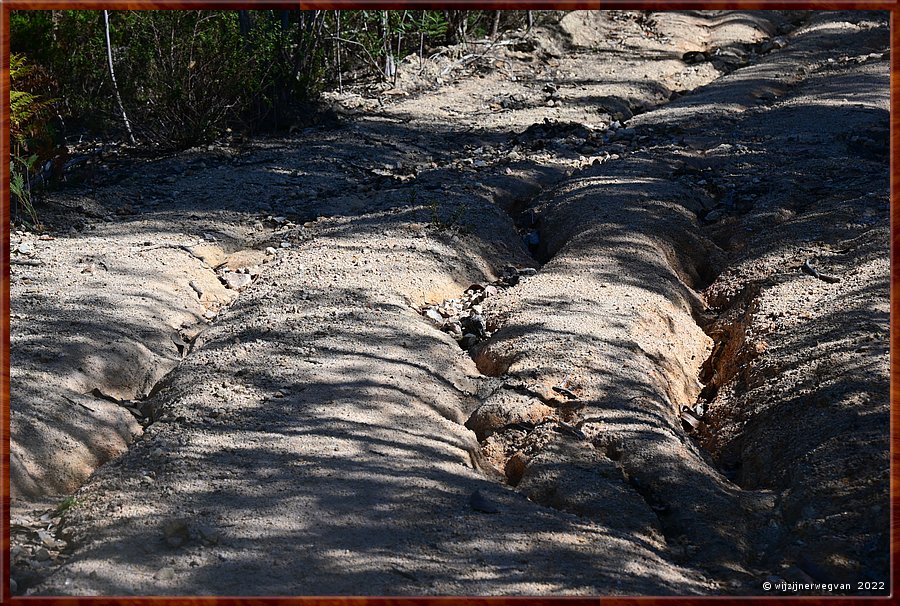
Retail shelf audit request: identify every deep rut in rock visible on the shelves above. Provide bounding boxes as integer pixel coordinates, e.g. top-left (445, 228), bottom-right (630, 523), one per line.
top-left (94, 241), bottom-right (276, 427)
top-left (9, 238), bottom-right (276, 594)
top-left (410, 137), bottom-right (785, 586)
top-left (19, 9), bottom-right (889, 595)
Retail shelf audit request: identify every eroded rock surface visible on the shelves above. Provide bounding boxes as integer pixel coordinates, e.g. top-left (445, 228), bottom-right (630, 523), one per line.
top-left (10, 10), bottom-right (888, 597)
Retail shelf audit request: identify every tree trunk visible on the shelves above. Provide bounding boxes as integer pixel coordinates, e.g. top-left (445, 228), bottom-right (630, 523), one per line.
top-left (335, 11), bottom-right (343, 93)
top-left (491, 11), bottom-right (501, 38)
top-left (381, 10), bottom-right (395, 82)
top-left (103, 10), bottom-right (135, 143)
top-left (51, 10), bottom-right (61, 41)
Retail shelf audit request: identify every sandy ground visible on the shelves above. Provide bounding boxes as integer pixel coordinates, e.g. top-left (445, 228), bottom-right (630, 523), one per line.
top-left (8, 10), bottom-right (889, 596)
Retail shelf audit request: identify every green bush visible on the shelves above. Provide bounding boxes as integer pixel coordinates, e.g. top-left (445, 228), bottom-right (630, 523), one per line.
top-left (115, 11), bottom-right (254, 145)
top-left (10, 53), bottom-right (54, 228)
top-left (11, 10), bottom-right (333, 145)
top-left (10, 10), bottom-right (535, 148)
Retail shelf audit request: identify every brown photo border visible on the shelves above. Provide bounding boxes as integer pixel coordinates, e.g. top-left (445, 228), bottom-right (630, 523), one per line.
top-left (0, 0), bottom-right (896, 603)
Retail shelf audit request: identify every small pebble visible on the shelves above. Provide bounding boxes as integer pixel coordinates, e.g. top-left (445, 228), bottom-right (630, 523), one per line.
top-left (469, 489), bottom-right (501, 514)
top-left (222, 272), bottom-right (252, 290)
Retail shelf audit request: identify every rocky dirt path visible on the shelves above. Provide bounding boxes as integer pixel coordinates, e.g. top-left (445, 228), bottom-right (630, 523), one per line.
top-left (10, 10), bottom-right (888, 596)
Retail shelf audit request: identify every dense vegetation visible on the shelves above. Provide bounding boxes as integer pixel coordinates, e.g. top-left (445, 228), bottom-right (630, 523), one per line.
top-left (10, 10), bottom-right (540, 143)
top-left (10, 9), bottom-right (542, 225)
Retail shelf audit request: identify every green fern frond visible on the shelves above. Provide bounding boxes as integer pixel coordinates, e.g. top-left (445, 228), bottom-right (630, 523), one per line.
top-left (9, 53), bottom-right (54, 145)
top-left (10, 90), bottom-right (38, 127)
top-left (10, 53), bottom-right (33, 80)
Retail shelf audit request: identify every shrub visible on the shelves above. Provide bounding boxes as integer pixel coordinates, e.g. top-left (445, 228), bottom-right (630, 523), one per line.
top-left (10, 10), bottom-right (539, 148)
top-left (10, 53), bottom-right (54, 228)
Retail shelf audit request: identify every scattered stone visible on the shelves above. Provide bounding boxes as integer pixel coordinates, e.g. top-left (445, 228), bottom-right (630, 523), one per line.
top-left (462, 313), bottom-right (487, 339)
top-left (681, 409), bottom-right (702, 432)
top-left (163, 519), bottom-right (190, 548)
top-left (760, 36), bottom-right (788, 54)
top-left (10, 545), bottom-right (25, 561)
top-left (422, 267), bottom-right (526, 349)
top-left (198, 525), bottom-right (221, 545)
top-left (189, 281), bottom-right (204, 297)
top-left (265, 247), bottom-right (277, 256)
top-left (34, 547), bottom-right (51, 561)
top-left (683, 50), bottom-right (709, 64)
top-left (37, 530), bottom-right (60, 549)
top-left (519, 267), bottom-right (538, 277)
top-left (469, 489), bottom-right (501, 514)
top-left (222, 272), bottom-right (252, 291)
top-left (16, 242), bottom-right (35, 256)
top-left (499, 272), bottom-right (520, 287)
top-left (705, 209), bottom-right (724, 222)
top-left (424, 308), bottom-right (444, 324)
top-left (461, 333), bottom-right (479, 349)
top-left (154, 566), bottom-right (176, 581)
top-left (279, 242), bottom-right (291, 249)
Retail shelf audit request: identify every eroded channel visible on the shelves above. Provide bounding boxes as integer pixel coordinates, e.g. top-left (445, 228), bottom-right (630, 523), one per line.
top-left (412, 155), bottom-right (785, 585)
